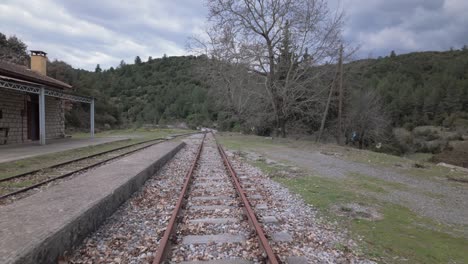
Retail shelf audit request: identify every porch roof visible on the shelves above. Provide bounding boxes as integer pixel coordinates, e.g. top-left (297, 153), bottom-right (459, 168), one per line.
top-left (0, 74), bottom-right (92, 104)
top-left (0, 60), bottom-right (72, 90)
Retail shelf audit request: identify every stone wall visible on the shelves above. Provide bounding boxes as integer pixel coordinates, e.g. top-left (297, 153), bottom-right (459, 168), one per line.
top-left (45, 96), bottom-right (65, 139)
top-left (0, 90), bottom-right (27, 144)
top-left (0, 89), bottom-right (65, 144)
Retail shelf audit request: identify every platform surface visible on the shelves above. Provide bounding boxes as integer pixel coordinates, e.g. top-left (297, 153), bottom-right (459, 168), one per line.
top-left (0, 140), bottom-right (184, 264)
top-left (0, 136), bottom-right (130, 163)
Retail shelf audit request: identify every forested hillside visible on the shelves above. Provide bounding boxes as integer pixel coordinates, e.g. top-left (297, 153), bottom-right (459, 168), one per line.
top-left (2, 31), bottom-right (467, 141)
top-left (47, 56), bottom-right (216, 130)
top-left (49, 48), bottom-right (468, 138)
top-left (350, 49), bottom-right (468, 130)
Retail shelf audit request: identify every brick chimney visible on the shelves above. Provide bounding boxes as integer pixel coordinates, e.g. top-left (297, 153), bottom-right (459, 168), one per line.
top-left (30, 50), bottom-right (47, 75)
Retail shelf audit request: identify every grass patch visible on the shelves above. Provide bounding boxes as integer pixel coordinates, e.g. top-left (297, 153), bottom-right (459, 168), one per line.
top-left (348, 172), bottom-right (409, 193)
top-left (218, 133), bottom-right (468, 262)
top-left (275, 174), bottom-right (468, 264)
top-left (404, 165), bottom-right (466, 181)
top-left (0, 128), bottom-right (193, 180)
top-left (405, 153), bottom-right (433, 162)
top-left (217, 133), bottom-right (278, 151)
top-left (447, 174), bottom-right (468, 183)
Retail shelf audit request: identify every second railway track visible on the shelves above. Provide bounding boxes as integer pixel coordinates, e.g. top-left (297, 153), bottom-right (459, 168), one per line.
top-left (0, 132), bottom-right (198, 202)
top-left (153, 132), bottom-right (279, 263)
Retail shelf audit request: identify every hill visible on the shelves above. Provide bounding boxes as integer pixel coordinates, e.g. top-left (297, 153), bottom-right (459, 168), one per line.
top-left (348, 49), bottom-right (468, 130)
top-left (47, 56), bottom-right (216, 131)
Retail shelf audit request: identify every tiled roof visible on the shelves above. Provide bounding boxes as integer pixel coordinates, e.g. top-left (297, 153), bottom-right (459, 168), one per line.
top-left (0, 60), bottom-right (72, 89)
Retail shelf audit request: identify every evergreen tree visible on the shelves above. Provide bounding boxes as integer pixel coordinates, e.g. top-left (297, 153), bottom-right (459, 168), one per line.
top-left (95, 64), bottom-right (102, 73)
top-left (135, 56), bottom-right (142, 64)
top-left (0, 33), bottom-right (29, 65)
top-left (119, 60), bottom-right (126, 68)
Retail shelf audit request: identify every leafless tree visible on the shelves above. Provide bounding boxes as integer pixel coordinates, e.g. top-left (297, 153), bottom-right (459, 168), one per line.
top-left (344, 89), bottom-right (390, 149)
top-left (193, 0), bottom-right (344, 137)
top-left (190, 28), bottom-right (267, 130)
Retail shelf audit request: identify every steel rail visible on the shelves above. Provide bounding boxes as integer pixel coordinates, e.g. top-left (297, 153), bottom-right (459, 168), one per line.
top-left (0, 132), bottom-right (199, 183)
top-left (0, 132), bottom-right (200, 201)
top-left (152, 133), bottom-right (206, 264)
top-left (216, 137), bottom-right (280, 264)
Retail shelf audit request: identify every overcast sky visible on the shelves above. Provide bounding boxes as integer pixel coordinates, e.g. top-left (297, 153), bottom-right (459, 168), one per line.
top-left (1, 0), bottom-right (467, 70)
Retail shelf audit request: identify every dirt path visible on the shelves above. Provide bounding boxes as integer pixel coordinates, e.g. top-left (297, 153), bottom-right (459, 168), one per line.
top-left (249, 145), bottom-right (468, 233)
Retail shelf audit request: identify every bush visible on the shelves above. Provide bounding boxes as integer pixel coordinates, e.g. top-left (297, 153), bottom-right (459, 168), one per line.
top-left (413, 127), bottom-right (440, 141)
top-left (445, 132), bottom-right (463, 141)
top-left (414, 140), bottom-right (447, 154)
top-left (403, 122), bottom-right (415, 131)
top-left (393, 128), bottom-right (413, 153)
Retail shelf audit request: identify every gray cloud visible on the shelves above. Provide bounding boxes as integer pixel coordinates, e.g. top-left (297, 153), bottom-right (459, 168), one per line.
top-left (0, 0), bottom-right (466, 70)
top-left (0, 0), bottom-right (207, 70)
top-left (332, 0), bottom-right (468, 57)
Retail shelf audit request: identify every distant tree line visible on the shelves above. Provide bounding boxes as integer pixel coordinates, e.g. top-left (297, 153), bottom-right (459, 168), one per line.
top-left (47, 56), bottom-right (216, 130)
top-left (354, 50), bottom-right (468, 130)
top-left (1, 30), bottom-right (467, 153)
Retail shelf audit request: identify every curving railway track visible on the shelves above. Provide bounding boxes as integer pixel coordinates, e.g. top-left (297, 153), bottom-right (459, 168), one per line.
top-left (152, 132), bottom-right (280, 263)
top-left (0, 132), bottom-right (198, 202)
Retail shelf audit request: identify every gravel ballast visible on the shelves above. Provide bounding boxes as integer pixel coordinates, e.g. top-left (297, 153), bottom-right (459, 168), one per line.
top-left (69, 133), bottom-right (371, 263)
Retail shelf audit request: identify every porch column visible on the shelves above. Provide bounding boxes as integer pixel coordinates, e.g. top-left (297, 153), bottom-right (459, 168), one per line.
top-left (39, 87), bottom-right (46, 145)
top-left (90, 98), bottom-right (95, 138)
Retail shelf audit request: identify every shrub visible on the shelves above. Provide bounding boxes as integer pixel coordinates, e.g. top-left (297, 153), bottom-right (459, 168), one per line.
top-left (414, 140), bottom-right (448, 154)
top-left (445, 132), bottom-right (463, 141)
top-left (413, 127), bottom-right (440, 141)
top-left (393, 128), bottom-right (413, 153)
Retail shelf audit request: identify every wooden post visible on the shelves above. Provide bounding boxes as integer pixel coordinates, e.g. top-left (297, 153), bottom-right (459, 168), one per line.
top-left (316, 47), bottom-right (341, 143)
top-left (90, 98), bottom-right (95, 138)
top-left (337, 44), bottom-right (344, 145)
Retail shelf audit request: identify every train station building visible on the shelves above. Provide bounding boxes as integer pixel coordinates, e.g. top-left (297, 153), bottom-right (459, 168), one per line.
top-left (0, 51), bottom-right (94, 145)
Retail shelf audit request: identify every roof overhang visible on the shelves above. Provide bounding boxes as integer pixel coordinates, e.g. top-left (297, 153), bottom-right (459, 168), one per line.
top-left (0, 75), bottom-right (93, 104)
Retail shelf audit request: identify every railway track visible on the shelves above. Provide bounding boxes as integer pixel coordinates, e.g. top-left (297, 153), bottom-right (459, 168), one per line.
top-left (152, 132), bottom-right (280, 263)
top-left (0, 132), bottom-right (198, 202)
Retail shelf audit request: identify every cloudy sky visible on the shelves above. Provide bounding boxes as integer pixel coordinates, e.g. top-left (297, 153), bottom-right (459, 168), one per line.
top-left (1, 0), bottom-right (467, 70)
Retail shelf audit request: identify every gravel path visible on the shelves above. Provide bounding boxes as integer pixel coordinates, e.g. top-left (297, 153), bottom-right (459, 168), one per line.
top-left (248, 146), bottom-right (468, 230)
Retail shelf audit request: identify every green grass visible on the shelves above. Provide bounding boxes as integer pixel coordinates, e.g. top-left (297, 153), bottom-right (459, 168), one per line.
top-left (275, 174), bottom-right (468, 264)
top-left (218, 133), bottom-right (278, 150)
top-left (217, 133), bottom-right (468, 263)
top-left (405, 153), bottom-right (433, 162)
top-left (0, 128), bottom-right (194, 180)
top-left (348, 172), bottom-right (410, 193)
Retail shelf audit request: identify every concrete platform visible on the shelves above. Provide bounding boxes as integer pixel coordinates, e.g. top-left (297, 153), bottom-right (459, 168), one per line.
top-left (0, 136), bottom-right (130, 163)
top-left (0, 140), bottom-right (184, 264)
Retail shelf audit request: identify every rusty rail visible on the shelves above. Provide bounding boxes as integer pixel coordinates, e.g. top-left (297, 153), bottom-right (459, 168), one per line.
top-left (216, 137), bottom-right (280, 264)
top-left (0, 131), bottom-right (200, 183)
top-left (152, 133), bottom-right (206, 263)
top-left (0, 132), bottom-right (201, 201)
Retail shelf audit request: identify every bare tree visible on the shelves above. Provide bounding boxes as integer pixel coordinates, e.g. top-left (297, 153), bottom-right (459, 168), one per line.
top-left (198, 56), bottom-right (267, 129)
top-left (190, 28), bottom-right (267, 130)
top-left (195, 0), bottom-right (343, 137)
top-left (345, 89), bottom-right (390, 149)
